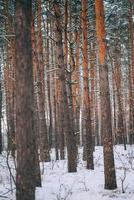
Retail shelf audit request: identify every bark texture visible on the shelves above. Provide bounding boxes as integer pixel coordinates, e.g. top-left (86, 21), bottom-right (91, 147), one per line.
top-left (81, 0), bottom-right (94, 169)
top-left (15, 1), bottom-right (36, 199)
top-left (53, 0), bottom-right (77, 172)
top-left (95, 0), bottom-right (117, 190)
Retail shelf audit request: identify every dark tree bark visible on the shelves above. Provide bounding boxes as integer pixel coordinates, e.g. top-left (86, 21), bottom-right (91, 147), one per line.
top-left (15, 1), bottom-right (36, 199)
top-left (81, 0), bottom-right (94, 169)
top-left (53, 0), bottom-right (77, 172)
top-left (0, 59), bottom-right (2, 154)
top-left (31, 16), bottom-right (42, 187)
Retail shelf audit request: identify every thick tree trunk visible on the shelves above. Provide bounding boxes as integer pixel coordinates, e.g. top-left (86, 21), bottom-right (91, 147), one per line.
top-left (15, 1), bottom-right (36, 199)
top-left (95, 0), bottom-right (117, 190)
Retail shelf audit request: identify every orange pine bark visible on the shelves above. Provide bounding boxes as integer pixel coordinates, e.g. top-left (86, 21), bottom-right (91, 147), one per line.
top-left (95, 0), bottom-right (117, 189)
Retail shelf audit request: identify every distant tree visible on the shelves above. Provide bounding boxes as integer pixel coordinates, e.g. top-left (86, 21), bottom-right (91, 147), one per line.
top-left (36, 0), bottom-right (50, 162)
top-left (128, 1), bottom-right (134, 144)
top-left (112, 40), bottom-right (126, 149)
top-left (81, 0), bottom-right (94, 170)
top-left (4, 0), bottom-right (16, 157)
top-left (31, 15), bottom-right (42, 187)
top-left (53, 0), bottom-right (77, 172)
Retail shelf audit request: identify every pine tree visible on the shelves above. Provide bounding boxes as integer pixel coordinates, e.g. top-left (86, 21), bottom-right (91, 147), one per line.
top-left (53, 0), bottom-right (77, 172)
top-left (15, 1), bottom-right (36, 199)
top-left (81, 0), bottom-right (94, 170)
top-left (95, 0), bottom-right (117, 190)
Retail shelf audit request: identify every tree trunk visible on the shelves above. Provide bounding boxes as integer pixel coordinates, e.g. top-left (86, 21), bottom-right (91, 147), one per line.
top-left (81, 0), bottom-right (94, 170)
top-left (37, 0), bottom-right (50, 162)
top-left (4, 0), bottom-right (16, 156)
top-left (95, 0), bottom-right (117, 190)
top-left (113, 49), bottom-right (126, 149)
top-left (45, 10), bottom-right (53, 148)
top-left (31, 16), bottom-right (42, 187)
top-left (0, 58), bottom-right (2, 154)
top-left (53, 0), bottom-right (77, 172)
top-left (15, 1), bottom-right (36, 199)
top-left (128, 2), bottom-right (134, 144)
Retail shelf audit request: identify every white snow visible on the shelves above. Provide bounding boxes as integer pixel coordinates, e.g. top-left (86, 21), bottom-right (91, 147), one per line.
top-left (0, 145), bottom-right (134, 200)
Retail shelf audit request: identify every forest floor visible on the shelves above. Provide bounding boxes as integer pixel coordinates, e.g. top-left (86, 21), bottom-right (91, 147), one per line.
top-left (0, 145), bottom-right (134, 200)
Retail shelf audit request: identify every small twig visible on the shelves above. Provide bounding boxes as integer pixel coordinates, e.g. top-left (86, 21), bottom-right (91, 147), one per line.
top-left (120, 167), bottom-right (127, 193)
top-left (1, 187), bottom-right (16, 196)
top-left (6, 150), bottom-right (16, 187)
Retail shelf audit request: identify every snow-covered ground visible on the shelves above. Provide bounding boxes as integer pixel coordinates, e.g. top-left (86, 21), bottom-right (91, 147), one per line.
top-left (0, 145), bottom-right (134, 200)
